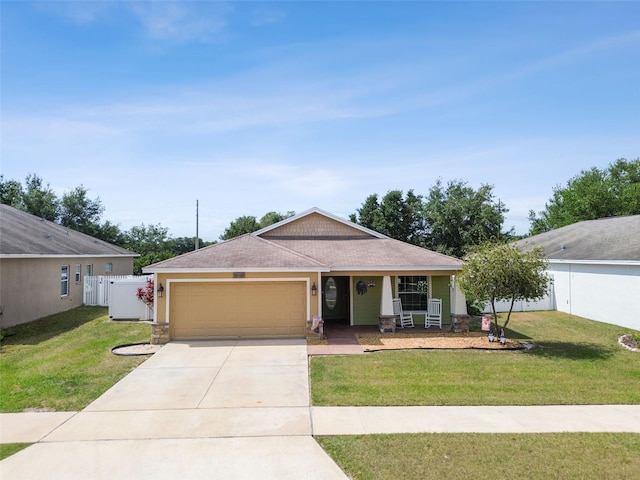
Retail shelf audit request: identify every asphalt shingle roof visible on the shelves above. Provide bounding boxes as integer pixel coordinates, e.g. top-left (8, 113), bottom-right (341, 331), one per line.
top-left (145, 208), bottom-right (463, 271)
top-left (514, 215), bottom-right (640, 261)
top-left (147, 234), bottom-right (326, 269)
top-left (0, 204), bottom-right (137, 257)
top-left (267, 237), bottom-right (462, 269)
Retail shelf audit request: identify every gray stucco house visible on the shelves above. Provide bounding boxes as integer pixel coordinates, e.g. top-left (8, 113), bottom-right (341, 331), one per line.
top-left (0, 204), bottom-right (137, 327)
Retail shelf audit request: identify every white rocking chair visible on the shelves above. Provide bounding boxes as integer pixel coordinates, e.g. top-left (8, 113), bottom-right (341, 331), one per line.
top-left (392, 298), bottom-right (414, 328)
top-left (425, 298), bottom-right (442, 329)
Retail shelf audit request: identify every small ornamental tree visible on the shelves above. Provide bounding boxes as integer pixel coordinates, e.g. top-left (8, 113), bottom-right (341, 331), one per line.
top-left (457, 242), bottom-right (549, 333)
top-left (136, 278), bottom-right (154, 311)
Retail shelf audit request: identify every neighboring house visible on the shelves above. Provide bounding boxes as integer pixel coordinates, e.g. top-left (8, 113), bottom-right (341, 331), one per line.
top-left (514, 215), bottom-right (640, 331)
top-left (144, 207), bottom-right (465, 340)
top-left (0, 204), bottom-right (138, 328)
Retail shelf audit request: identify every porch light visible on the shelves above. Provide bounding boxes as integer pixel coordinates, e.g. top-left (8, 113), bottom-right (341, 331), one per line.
top-left (157, 283), bottom-right (164, 298)
top-left (311, 282), bottom-right (317, 296)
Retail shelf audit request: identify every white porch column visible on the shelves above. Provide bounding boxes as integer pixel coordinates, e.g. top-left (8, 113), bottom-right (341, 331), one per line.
top-left (380, 275), bottom-right (394, 315)
top-left (451, 275), bottom-right (468, 315)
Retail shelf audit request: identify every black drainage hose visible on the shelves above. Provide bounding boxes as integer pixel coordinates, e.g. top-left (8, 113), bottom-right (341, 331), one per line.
top-left (111, 342), bottom-right (158, 356)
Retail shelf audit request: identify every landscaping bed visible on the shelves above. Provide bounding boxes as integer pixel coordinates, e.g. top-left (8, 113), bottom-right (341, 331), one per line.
top-left (356, 331), bottom-right (525, 351)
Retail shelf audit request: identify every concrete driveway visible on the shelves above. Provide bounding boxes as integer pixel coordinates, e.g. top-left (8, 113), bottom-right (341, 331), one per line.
top-left (1, 339), bottom-right (347, 480)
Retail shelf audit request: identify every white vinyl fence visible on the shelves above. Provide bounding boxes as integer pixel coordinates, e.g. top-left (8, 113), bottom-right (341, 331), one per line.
top-left (84, 275), bottom-right (149, 306)
top-left (481, 284), bottom-right (555, 314)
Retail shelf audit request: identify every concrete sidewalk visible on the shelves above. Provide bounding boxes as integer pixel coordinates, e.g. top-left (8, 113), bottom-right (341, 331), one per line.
top-left (311, 404), bottom-right (640, 435)
top-left (3, 404), bottom-right (640, 445)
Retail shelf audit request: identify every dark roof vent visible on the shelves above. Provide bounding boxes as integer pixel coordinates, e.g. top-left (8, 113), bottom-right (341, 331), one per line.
top-left (560, 245), bottom-right (566, 250)
top-left (44, 234), bottom-right (51, 239)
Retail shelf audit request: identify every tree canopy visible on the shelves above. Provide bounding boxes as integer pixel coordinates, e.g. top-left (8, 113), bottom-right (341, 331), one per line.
top-left (349, 190), bottom-right (424, 245)
top-left (423, 179), bottom-right (509, 258)
top-left (350, 181), bottom-right (510, 257)
top-left (0, 173), bottom-right (213, 274)
top-left (457, 242), bottom-right (549, 332)
top-left (220, 211), bottom-right (295, 240)
top-left (528, 158), bottom-right (640, 235)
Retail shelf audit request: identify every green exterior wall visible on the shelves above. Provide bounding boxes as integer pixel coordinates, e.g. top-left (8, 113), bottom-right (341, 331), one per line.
top-left (431, 275), bottom-right (451, 325)
top-left (348, 275), bottom-right (452, 327)
top-left (351, 276), bottom-right (382, 325)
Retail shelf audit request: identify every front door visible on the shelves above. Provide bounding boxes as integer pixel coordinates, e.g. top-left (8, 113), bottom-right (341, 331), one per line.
top-left (322, 276), bottom-right (350, 324)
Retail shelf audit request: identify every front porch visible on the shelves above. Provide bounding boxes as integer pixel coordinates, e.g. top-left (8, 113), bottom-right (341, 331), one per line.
top-left (307, 318), bottom-right (509, 355)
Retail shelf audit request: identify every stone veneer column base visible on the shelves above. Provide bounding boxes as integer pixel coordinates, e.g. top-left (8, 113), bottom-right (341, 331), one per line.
top-left (379, 315), bottom-right (397, 334)
top-left (150, 322), bottom-right (170, 345)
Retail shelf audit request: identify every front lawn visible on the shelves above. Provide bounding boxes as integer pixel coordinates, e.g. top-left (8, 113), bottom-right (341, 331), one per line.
top-left (0, 306), bottom-right (150, 412)
top-left (311, 311), bottom-right (640, 406)
top-left (0, 443), bottom-right (31, 461)
top-left (317, 432), bottom-right (640, 480)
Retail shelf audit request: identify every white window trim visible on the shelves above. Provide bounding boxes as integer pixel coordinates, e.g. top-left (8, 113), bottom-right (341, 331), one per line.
top-left (61, 265), bottom-right (70, 297)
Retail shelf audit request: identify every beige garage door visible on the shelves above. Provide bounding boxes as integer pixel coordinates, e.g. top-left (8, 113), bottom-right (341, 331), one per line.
top-left (170, 281), bottom-right (307, 339)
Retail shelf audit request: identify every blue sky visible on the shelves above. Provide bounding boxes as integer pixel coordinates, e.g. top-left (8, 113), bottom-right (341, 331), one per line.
top-left (2, 1), bottom-right (639, 241)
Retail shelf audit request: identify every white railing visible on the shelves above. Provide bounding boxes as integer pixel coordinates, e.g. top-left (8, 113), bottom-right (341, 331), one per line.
top-left (83, 275), bottom-right (145, 306)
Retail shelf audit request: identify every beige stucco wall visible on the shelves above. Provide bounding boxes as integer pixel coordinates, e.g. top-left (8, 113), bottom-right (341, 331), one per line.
top-left (0, 256), bottom-right (133, 328)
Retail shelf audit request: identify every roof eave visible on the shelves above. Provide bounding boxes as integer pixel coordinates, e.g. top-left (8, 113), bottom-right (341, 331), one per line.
top-left (329, 265), bottom-right (463, 272)
top-left (0, 253), bottom-right (139, 259)
top-left (548, 259), bottom-right (640, 266)
top-left (143, 266), bottom-right (331, 274)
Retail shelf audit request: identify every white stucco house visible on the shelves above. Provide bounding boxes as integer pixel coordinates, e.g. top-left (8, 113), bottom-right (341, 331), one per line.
top-left (514, 215), bottom-right (640, 331)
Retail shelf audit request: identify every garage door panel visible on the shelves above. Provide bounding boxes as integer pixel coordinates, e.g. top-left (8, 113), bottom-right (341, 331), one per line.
top-left (170, 281), bottom-right (307, 339)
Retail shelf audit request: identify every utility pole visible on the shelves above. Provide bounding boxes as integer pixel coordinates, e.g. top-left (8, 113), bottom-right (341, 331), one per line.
top-left (195, 200), bottom-right (200, 250)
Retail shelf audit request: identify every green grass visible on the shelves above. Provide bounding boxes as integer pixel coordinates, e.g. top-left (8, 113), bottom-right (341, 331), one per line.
top-left (0, 306), bottom-right (149, 412)
top-left (0, 443), bottom-right (31, 460)
top-left (0, 443), bottom-right (31, 461)
top-left (317, 432), bottom-right (640, 480)
top-left (311, 311), bottom-right (640, 405)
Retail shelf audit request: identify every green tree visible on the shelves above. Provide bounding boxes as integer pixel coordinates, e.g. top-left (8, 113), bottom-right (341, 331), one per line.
top-left (122, 224), bottom-right (174, 274)
top-left (457, 242), bottom-right (549, 333)
top-left (351, 190), bottom-right (424, 244)
top-left (220, 211), bottom-right (296, 240)
top-left (90, 220), bottom-right (126, 246)
top-left (528, 158), bottom-right (640, 235)
top-left (59, 186), bottom-right (104, 233)
top-left (220, 216), bottom-right (261, 240)
top-left (349, 194), bottom-right (381, 228)
top-left (423, 179), bottom-right (509, 258)
top-left (0, 175), bottom-right (24, 208)
top-left (259, 211), bottom-right (295, 228)
top-left (22, 174), bottom-right (59, 221)
top-left (170, 236), bottom-right (215, 256)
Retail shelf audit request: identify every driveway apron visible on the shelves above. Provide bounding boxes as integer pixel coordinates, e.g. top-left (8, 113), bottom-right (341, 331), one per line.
top-left (0, 339), bottom-right (347, 480)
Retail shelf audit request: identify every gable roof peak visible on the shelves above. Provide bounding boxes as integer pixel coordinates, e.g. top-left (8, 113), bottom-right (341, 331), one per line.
top-left (253, 207), bottom-right (387, 239)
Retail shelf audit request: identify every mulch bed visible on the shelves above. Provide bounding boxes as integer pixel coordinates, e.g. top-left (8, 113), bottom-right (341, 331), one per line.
top-left (356, 331), bottom-right (526, 351)
top-left (618, 334), bottom-right (640, 352)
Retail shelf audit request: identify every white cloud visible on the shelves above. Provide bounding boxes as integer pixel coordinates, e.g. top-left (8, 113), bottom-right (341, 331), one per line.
top-left (34, 1), bottom-right (232, 43)
top-left (34, 0), bottom-right (112, 24)
top-left (126, 1), bottom-right (230, 43)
